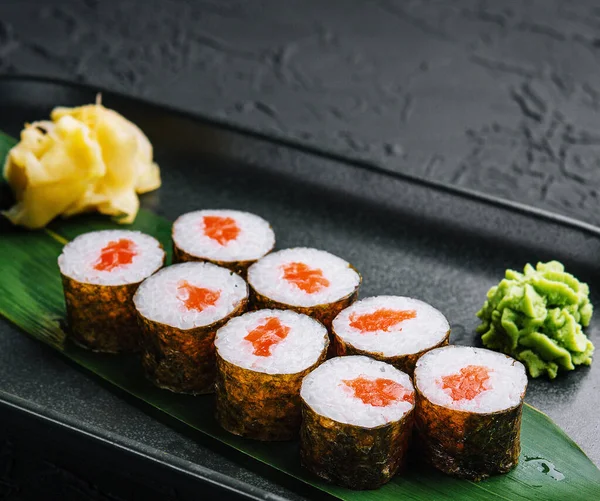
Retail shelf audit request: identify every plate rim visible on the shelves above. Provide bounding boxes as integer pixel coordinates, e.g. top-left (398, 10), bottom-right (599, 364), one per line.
top-left (1, 73), bottom-right (599, 241)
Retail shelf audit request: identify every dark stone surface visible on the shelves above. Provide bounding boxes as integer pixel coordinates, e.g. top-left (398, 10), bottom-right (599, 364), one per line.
top-left (2, 0), bottom-right (600, 224)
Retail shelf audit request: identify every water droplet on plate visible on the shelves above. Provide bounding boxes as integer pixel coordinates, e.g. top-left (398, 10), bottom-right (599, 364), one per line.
top-left (524, 457), bottom-right (565, 481)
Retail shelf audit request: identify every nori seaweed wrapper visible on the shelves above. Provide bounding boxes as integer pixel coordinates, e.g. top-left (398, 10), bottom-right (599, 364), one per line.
top-left (172, 242), bottom-right (262, 277)
top-left (215, 344), bottom-right (328, 440)
top-left (138, 297), bottom-right (248, 394)
top-left (249, 287), bottom-right (358, 328)
top-left (333, 329), bottom-right (451, 375)
top-left (300, 400), bottom-right (414, 490)
top-left (62, 274), bottom-right (143, 353)
top-left (248, 264), bottom-right (361, 328)
top-left (414, 385), bottom-right (525, 481)
top-left (250, 286), bottom-right (359, 358)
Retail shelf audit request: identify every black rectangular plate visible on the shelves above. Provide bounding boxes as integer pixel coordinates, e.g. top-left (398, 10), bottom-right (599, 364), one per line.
top-left (0, 76), bottom-right (599, 500)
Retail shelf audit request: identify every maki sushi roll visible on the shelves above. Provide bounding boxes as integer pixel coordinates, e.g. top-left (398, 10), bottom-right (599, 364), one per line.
top-left (332, 296), bottom-right (450, 374)
top-left (247, 248), bottom-right (361, 331)
top-left (133, 262), bottom-right (248, 394)
top-left (300, 356), bottom-right (415, 490)
top-left (172, 209), bottom-right (275, 275)
top-left (214, 309), bottom-right (328, 441)
top-left (58, 230), bottom-right (165, 353)
top-left (413, 346), bottom-right (527, 481)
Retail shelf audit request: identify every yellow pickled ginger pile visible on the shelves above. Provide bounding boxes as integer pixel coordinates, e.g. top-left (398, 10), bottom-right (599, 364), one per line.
top-left (2, 103), bottom-right (161, 229)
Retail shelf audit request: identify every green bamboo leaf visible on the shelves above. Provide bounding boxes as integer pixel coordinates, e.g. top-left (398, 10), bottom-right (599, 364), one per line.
top-left (1, 131), bottom-right (599, 499)
top-left (0, 130), bottom-right (15, 161)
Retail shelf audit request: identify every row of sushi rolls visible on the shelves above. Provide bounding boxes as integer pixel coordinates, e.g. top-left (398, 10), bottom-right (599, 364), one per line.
top-left (56, 209), bottom-right (556, 489)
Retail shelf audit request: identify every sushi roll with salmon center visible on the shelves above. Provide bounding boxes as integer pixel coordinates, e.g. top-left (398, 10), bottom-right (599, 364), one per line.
top-left (300, 356), bottom-right (415, 490)
top-left (133, 262), bottom-right (248, 394)
top-left (172, 209), bottom-right (275, 275)
top-left (215, 309), bottom-right (328, 440)
top-left (414, 346), bottom-right (527, 481)
top-left (332, 296), bottom-right (450, 374)
top-left (247, 248), bottom-right (361, 339)
top-left (58, 230), bottom-right (165, 353)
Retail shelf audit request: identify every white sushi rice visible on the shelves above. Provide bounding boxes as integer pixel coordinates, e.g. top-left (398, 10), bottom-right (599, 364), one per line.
top-left (414, 346), bottom-right (527, 413)
top-left (332, 296), bottom-right (449, 357)
top-left (172, 209), bottom-right (275, 263)
top-left (215, 309), bottom-right (328, 375)
top-left (58, 230), bottom-right (164, 286)
top-left (301, 356), bottom-right (414, 428)
top-left (247, 248), bottom-right (360, 307)
top-left (133, 262), bottom-right (248, 329)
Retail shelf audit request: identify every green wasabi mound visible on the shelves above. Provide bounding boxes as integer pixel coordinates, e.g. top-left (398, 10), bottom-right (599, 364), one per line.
top-left (476, 261), bottom-right (594, 379)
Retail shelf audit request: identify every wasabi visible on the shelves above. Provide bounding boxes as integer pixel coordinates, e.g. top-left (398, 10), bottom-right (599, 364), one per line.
top-left (476, 261), bottom-right (594, 379)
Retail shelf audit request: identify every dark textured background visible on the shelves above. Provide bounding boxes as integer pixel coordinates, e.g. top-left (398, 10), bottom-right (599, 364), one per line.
top-left (2, 0), bottom-right (600, 225)
top-left (1, 0), bottom-right (600, 499)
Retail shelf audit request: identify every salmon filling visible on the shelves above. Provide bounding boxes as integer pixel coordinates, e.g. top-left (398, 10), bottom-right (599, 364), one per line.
top-left (343, 376), bottom-right (414, 407)
top-left (177, 280), bottom-right (221, 312)
top-left (94, 238), bottom-right (137, 271)
top-left (349, 308), bottom-right (417, 332)
top-left (203, 215), bottom-right (240, 245)
top-left (244, 317), bottom-right (291, 357)
top-left (440, 365), bottom-right (491, 401)
top-left (281, 262), bottom-right (330, 294)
